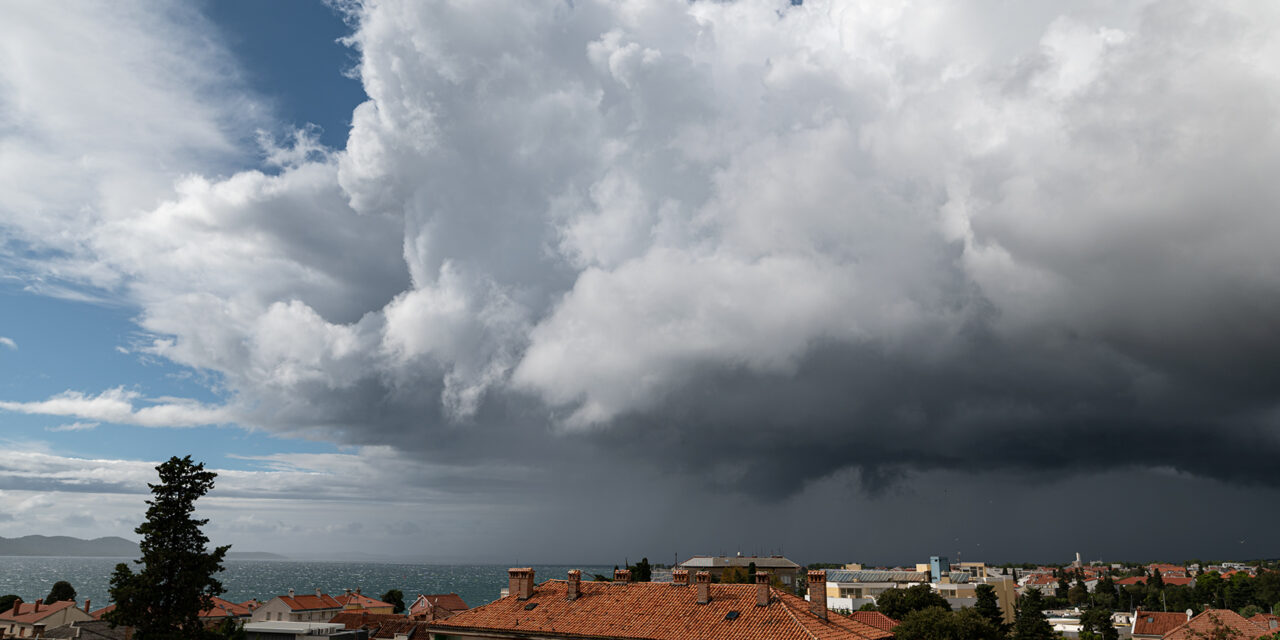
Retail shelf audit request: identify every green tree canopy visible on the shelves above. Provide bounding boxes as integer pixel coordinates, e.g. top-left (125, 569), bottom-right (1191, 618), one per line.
top-left (875, 584), bottom-right (951, 621)
top-left (894, 607), bottom-right (1003, 640)
top-left (1013, 588), bottom-right (1055, 640)
top-left (105, 456), bottom-right (230, 640)
top-left (628, 558), bottom-right (653, 582)
top-left (974, 584), bottom-right (1006, 631)
top-left (0, 595), bottom-right (19, 614)
top-left (45, 581), bottom-right (76, 604)
top-left (380, 589), bottom-right (406, 614)
top-left (1081, 605), bottom-right (1118, 640)
top-left (1095, 575), bottom-right (1118, 611)
top-left (1069, 579), bottom-right (1089, 606)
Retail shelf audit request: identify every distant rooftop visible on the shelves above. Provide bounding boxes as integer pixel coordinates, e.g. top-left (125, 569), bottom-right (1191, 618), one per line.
top-left (826, 570), bottom-right (929, 583)
top-left (679, 555), bottom-right (801, 569)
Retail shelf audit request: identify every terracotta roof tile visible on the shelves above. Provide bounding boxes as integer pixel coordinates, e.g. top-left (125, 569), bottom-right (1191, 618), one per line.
top-left (409, 593), bottom-right (469, 614)
top-left (336, 592), bottom-right (395, 610)
top-left (332, 612), bottom-right (433, 638)
top-left (279, 593), bottom-right (344, 611)
top-left (1249, 614), bottom-right (1279, 632)
top-left (199, 596), bottom-right (252, 619)
top-left (0, 600), bottom-right (81, 624)
top-left (1132, 611), bottom-right (1188, 636)
top-left (845, 611), bottom-right (899, 632)
top-left (430, 579), bottom-right (891, 640)
top-left (1163, 609), bottom-right (1273, 640)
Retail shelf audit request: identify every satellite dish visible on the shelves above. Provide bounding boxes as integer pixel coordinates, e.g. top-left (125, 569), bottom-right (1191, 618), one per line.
top-left (1186, 609), bottom-right (1194, 617)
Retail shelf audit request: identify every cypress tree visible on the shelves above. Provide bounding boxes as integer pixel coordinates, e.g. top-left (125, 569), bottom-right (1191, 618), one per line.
top-left (105, 456), bottom-right (230, 639)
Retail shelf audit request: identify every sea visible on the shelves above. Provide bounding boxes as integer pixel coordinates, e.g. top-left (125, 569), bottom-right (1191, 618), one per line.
top-left (0, 558), bottom-right (615, 611)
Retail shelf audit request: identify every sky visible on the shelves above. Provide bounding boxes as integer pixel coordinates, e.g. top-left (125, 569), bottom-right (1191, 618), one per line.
top-left (1, 0), bottom-right (1279, 566)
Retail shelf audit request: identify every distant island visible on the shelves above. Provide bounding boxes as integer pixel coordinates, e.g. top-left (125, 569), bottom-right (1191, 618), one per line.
top-left (0, 535), bottom-right (285, 559)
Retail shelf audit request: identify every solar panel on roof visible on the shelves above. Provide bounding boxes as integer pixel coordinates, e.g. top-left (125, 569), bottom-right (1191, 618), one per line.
top-left (725, 611), bottom-right (740, 621)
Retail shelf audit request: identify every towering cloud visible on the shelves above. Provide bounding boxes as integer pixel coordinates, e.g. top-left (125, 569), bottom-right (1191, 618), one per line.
top-left (4, 0), bottom-right (1280, 516)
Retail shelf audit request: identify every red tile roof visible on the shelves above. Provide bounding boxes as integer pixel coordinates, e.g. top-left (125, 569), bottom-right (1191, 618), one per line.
top-left (846, 611), bottom-right (899, 632)
top-left (330, 612), bottom-right (432, 638)
top-left (1163, 609), bottom-right (1273, 640)
top-left (0, 600), bottom-right (82, 624)
top-left (430, 578), bottom-right (892, 640)
top-left (278, 593), bottom-right (343, 611)
top-left (90, 604), bottom-right (115, 620)
top-left (335, 592), bottom-right (395, 610)
top-left (1131, 611), bottom-right (1188, 637)
top-left (1249, 614), bottom-right (1279, 632)
top-left (409, 593), bottom-right (470, 620)
top-left (199, 596), bottom-right (253, 619)
top-left (1117, 576), bottom-right (1194, 587)
top-left (410, 593), bottom-right (469, 614)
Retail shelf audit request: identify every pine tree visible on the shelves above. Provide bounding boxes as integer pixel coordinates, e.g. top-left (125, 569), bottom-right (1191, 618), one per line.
top-left (975, 584), bottom-right (1005, 630)
top-left (105, 456), bottom-right (230, 639)
top-left (380, 589), bottom-right (406, 614)
top-left (45, 581), bottom-right (76, 603)
top-left (1013, 588), bottom-right (1055, 640)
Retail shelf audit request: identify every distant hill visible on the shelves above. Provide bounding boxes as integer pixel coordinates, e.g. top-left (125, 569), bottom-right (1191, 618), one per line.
top-left (0, 535), bottom-right (285, 559)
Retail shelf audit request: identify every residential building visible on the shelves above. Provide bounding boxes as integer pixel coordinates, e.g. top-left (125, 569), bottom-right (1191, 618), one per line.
top-left (242, 621), bottom-right (364, 639)
top-left (407, 594), bottom-right (469, 621)
top-left (40, 620), bottom-right (133, 639)
top-left (252, 590), bottom-right (345, 623)
top-left (1162, 609), bottom-right (1275, 640)
top-left (1130, 610), bottom-right (1189, 639)
top-left (0, 598), bottom-right (94, 638)
top-left (676, 555), bottom-right (802, 586)
top-left (427, 567), bottom-right (893, 640)
top-left (929, 556), bottom-right (951, 582)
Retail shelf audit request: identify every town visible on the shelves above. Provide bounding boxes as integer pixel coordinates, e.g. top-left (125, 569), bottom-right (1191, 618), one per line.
top-left (3, 554), bottom-right (1278, 640)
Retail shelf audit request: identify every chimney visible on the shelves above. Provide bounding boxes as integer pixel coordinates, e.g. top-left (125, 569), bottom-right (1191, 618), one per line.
top-left (316, 589), bottom-right (322, 598)
top-left (807, 570), bottom-right (827, 620)
top-left (672, 569), bottom-right (689, 586)
top-left (84, 599), bottom-right (91, 613)
top-left (12, 597), bottom-right (22, 615)
top-left (695, 571), bottom-right (711, 604)
top-left (755, 571), bottom-right (770, 607)
top-left (508, 568), bottom-right (535, 600)
top-left (34, 599), bottom-right (43, 613)
top-left (356, 587), bottom-right (362, 595)
top-left (288, 589), bottom-right (295, 598)
top-left (614, 569), bottom-right (632, 583)
top-left (567, 570), bottom-right (581, 601)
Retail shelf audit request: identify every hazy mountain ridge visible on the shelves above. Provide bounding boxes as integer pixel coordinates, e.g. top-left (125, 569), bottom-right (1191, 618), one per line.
top-left (0, 535), bottom-right (284, 559)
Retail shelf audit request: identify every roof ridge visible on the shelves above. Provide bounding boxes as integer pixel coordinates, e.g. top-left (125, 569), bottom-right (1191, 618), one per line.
top-left (775, 589), bottom-right (820, 640)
